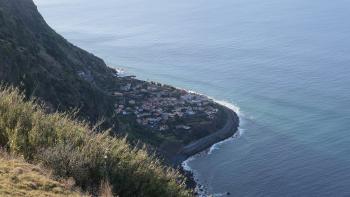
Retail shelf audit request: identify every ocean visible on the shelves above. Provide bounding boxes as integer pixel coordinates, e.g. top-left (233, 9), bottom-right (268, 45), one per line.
top-left (34, 0), bottom-right (350, 196)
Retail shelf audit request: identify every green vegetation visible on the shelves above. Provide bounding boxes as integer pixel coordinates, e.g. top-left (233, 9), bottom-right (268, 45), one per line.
top-left (0, 0), bottom-right (117, 126)
top-left (0, 151), bottom-right (85, 197)
top-left (0, 87), bottom-right (191, 197)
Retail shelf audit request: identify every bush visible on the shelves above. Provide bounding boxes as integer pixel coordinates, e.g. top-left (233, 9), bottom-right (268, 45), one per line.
top-left (0, 86), bottom-right (191, 197)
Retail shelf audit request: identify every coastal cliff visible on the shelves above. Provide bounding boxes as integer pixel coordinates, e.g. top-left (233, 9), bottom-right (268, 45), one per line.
top-left (0, 0), bottom-right (117, 124)
top-left (0, 0), bottom-right (240, 195)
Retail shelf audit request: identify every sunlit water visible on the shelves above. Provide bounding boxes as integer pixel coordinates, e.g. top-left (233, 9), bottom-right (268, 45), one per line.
top-left (34, 0), bottom-right (350, 196)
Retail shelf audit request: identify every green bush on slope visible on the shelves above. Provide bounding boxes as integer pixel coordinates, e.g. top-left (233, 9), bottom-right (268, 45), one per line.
top-left (0, 86), bottom-right (191, 197)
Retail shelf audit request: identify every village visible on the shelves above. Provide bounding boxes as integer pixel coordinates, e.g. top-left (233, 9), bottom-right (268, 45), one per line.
top-left (111, 76), bottom-right (221, 133)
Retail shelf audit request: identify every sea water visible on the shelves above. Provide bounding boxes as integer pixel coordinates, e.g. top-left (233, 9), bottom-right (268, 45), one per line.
top-left (34, 0), bottom-right (350, 196)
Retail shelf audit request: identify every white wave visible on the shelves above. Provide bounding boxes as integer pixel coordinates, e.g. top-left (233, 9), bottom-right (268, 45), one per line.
top-left (115, 67), bottom-right (126, 76)
top-left (207, 127), bottom-right (244, 155)
top-left (237, 127), bottom-right (245, 136)
top-left (194, 185), bottom-right (228, 197)
top-left (206, 99), bottom-right (245, 155)
top-left (181, 156), bottom-right (195, 172)
top-left (215, 99), bottom-right (241, 116)
top-left (186, 89), bottom-right (242, 116)
top-left (212, 193), bottom-right (228, 197)
top-left (208, 136), bottom-right (232, 155)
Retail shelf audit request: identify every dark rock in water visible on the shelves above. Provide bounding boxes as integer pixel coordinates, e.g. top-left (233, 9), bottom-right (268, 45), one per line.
top-left (227, 192), bottom-right (231, 195)
top-left (179, 167), bottom-right (197, 189)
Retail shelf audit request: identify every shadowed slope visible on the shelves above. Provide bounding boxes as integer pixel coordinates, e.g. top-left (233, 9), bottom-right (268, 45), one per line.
top-left (0, 0), bottom-right (117, 124)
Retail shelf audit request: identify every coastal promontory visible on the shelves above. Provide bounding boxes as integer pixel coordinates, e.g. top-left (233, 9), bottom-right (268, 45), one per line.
top-left (0, 0), bottom-right (239, 196)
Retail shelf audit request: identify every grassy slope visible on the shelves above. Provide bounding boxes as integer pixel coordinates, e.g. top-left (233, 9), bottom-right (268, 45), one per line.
top-left (0, 87), bottom-right (191, 197)
top-left (0, 153), bottom-right (84, 197)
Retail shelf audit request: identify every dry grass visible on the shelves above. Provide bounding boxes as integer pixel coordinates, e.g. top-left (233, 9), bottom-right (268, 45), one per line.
top-left (99, 179), bottom-right (114, 197)
top-left (0, 151), bottom-right (85, 197)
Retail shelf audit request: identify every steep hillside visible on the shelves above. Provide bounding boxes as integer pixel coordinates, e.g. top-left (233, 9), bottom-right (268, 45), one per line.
top-left (0, 0), bottom-right (117, 124)
top-left (0, 87), bottom-right (191, 197)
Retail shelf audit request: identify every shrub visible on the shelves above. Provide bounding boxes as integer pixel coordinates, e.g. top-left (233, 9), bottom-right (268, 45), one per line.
top-left (0, 86), bottom-right (191, 197)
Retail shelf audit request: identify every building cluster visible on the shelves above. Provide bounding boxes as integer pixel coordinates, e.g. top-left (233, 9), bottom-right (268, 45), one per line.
top-left (112, 78), bottom-right (219, 132)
